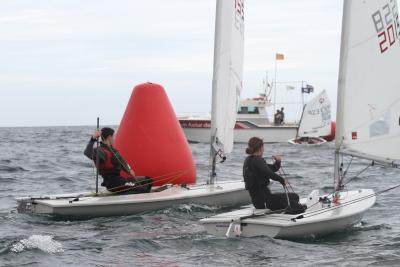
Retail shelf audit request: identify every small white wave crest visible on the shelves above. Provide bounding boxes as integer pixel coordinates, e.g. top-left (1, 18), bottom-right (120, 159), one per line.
top-left (11, 235), bottom-right (64, 254)
top-left (177, 203), bottom-right (218, 213)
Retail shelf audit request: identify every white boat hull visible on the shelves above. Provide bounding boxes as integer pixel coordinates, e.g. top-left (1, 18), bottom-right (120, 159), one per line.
top-left (182, 126), bottom-right (298, 143)
top-left (17, 181), bottom-right (250, 217)
top-left (200, 189), bottom-right (376, 239)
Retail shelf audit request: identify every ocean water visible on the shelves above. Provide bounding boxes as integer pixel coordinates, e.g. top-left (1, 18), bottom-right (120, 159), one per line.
top-left (1, 126), bottom-right (400, 266)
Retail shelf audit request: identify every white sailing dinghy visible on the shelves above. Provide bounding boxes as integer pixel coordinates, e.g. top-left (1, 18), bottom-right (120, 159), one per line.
top-left (16, 0), bottom-right (250, 217)
top-left (200, 0), bottom-right (400, 239)
top-left (288, 90), bottom-right (331, 145)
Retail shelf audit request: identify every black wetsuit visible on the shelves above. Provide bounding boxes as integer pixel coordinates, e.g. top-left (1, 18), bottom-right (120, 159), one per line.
top-left (84, 138), bottom-right (151, 193)
top-left (243, 155), bottom-right (302, 212)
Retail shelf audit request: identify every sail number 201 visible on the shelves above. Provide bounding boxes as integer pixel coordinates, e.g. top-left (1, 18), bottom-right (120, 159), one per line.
top-left (372, 0), bottom-right (400, 53)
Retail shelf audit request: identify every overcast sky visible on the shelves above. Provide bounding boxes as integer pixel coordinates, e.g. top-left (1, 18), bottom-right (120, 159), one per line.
top-left (0, 0), bottom-right (364, 127)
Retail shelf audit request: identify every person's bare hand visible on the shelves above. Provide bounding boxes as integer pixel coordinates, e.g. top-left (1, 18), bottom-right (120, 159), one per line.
top-left (272, 155), bottom-right (282, 161)
top-left (92, 129), bottom-right (101, 139)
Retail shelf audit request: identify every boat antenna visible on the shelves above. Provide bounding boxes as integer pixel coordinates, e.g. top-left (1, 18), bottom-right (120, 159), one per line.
top-left (95, 117), bottom-right (100, 195)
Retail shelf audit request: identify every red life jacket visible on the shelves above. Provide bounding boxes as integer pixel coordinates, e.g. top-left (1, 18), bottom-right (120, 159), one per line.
top-left (97, 147), bottom-right (118, 175)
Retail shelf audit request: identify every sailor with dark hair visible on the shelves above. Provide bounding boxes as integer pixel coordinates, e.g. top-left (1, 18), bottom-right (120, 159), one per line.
top-left (274, 109), bottom-right (281, 125)
top-left (280, 107), bottom-right (285, 124)
top-left (84, 127), bottom-right (152, 194)
top-left (243, 137), bottom-right (305, 213)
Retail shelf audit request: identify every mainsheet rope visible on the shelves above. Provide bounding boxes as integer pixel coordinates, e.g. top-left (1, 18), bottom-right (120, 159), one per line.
top-left (276, 159), bottom-right (400, 216)
top-left (215, 184), bottom-right (400, 222)
top-left (89, 140), bottom-right (192, 195)
top-left (291, 184), bottom-right (400, 221)
top-left (99, 169), bottom-right (191, 195)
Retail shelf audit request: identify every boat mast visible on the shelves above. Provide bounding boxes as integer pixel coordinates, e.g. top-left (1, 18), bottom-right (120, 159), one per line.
top-left (209, 0), bottom-right (222, 185)
top-left (334, 0), bottom-right (351, 191)
top-left (273, 58), bottom-right (277, 115)
top-left (95, 117), bottom-right (100, 195)
top-left (263, 71), bottom-right (268, 97)
top-left (301, 81), bottom-right (305, 108)
top-left (209, 0), bottom-right (244, 184)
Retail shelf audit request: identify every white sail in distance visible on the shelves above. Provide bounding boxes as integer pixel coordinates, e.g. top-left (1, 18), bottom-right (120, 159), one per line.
top-left (336, 0), bottom-right (400, 163)
top-left (210, 0), bottom-right (245, 154)
top-left (298, 90), bottom-right (331, 138)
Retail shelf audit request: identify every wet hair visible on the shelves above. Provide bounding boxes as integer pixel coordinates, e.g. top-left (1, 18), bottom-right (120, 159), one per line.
top-left (101, 127), bottom-right (115, 140)
top-left (246, 137), bottom-right (264, 154)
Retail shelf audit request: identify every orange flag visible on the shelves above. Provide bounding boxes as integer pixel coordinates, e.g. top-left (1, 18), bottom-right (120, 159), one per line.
top-left (275, 53), bottom-right (284, 60)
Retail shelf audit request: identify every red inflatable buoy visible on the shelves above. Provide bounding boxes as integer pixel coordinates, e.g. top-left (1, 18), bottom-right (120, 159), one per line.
top-left (114, 83), bottom-right (196, 186)
top-left (322, 121), bottom-right (336, 142)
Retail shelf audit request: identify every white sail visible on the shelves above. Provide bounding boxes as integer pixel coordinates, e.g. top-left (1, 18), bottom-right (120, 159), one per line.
top-left (298, 90), bottom-right (331, 138)
top-left (210, 0), bottom-right (245, 154)
top-left (336, 0), bottom-right (400, 163)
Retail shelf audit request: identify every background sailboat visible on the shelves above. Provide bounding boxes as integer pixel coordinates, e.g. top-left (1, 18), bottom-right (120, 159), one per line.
top-left (200, 0), bottom-right (400, 239)
top-left (288, 90), bottom-right (331, 145)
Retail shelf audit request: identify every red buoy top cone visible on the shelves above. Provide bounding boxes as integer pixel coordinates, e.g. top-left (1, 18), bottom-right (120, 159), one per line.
top-left (114, 83), bottom-right (196, 186)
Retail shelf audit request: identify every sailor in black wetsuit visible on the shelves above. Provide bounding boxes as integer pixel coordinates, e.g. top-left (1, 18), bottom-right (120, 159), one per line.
top-left (84, 127), bottom-right (152, 194)
top-left (243, 137), bottom-right (305, 213)
top-left (280, 107), bottom-right (285, 124)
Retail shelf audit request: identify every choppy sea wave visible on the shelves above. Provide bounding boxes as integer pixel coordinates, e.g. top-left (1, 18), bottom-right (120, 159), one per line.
top-left (0, 126), bottom-right (400, 266)
top-left (11, 235), bottom-right (64, 254)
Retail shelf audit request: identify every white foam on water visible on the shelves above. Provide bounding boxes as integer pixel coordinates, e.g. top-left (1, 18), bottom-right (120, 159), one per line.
top-left (11, 234), bottom-right (64, 253)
